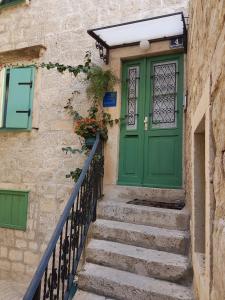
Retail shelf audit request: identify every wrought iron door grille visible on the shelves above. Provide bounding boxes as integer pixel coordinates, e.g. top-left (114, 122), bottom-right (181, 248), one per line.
top-left (152, 62), bottom-right (177, 125)
top-left (127, 66), bottom-right (139, 128)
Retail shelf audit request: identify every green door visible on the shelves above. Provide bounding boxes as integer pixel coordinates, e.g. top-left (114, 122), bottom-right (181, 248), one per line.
top-left (118, 54), bottom-right (183, 188)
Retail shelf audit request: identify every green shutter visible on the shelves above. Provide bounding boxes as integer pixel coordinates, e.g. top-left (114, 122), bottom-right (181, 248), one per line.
top-left (0, 190), bottom-right (29, 230)
top-left (0, 0), bottom-right (25, 9)
top-left (0, 0), bottom-right (18, 4)
top-left (6, 67), bottom-right (34, 129)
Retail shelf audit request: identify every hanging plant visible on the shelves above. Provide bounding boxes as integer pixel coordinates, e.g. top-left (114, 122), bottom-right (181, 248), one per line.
top-left (63, 61), bottom-right (119, 144)
top-left (65, 104), bottom-right (116, 142)
top-left (86, 65), bottom-right (118, 103)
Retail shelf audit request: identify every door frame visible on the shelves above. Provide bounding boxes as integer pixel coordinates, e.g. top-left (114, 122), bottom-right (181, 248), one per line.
top-left (117, 53), bottom-right (184, 188)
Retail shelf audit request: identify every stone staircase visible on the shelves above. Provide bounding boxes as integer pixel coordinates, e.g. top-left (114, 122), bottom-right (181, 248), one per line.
top-left (75, 186), bottom-right (193, 300)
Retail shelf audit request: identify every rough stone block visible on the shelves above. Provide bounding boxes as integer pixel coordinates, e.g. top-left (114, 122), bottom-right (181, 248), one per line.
top-left (29, 242), bottom-right (38, 251)
top-left (15, 240), bottom-right (27, 249)
top-left (24, 251), bottom-right (40, 265)
top-left (0, 247), bottom-right (8, 259)
top-left (0, 260), bottom-right (11, 271)
top-left (9, 250), bottom-right (23, 262)
top-left (11, 262), bottom-right (25, 273)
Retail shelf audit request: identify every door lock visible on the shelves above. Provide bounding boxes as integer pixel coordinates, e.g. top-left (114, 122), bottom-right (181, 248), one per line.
top-left (144, 116), bottom-right (148, 130)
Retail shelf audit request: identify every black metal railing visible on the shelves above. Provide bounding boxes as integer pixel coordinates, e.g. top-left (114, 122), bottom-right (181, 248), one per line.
top-left (23, 134), bottom-right (104, 300)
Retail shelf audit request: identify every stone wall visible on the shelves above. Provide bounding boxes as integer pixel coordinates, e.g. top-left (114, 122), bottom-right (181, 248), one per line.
top-left (0, 0), bottom-right (188, 282)
top-left (187, 1), bottom-right (225, 299)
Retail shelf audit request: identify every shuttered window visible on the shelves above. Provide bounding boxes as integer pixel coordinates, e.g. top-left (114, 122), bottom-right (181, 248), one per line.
top-left (0, 190), bottom-right (29, 230)
top-left (0, 66), bottom-right (35, 130)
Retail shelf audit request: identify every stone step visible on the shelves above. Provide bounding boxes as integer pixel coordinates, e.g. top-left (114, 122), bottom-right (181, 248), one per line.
top-left (75, 290), bottom-right (115, 299)
top-left (104, 184), bottom-right (185, 204)
top-left (92, 219), bottom-right (189, 254)
top-left (97, 200), bottom-right (190, 231)
top-left (86, 239), bottom-right (190, 282)
top-left (78, 263), bottom-right (193, 300)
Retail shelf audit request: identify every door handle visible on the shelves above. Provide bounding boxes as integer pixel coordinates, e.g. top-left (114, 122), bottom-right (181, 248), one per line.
top-left (144, 116), bottom-right (148, 130)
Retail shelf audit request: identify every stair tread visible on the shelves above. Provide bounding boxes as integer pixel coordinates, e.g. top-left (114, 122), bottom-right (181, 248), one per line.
top-left (79, 263), bottom-right (193, 300)
top-left (75, 290), bottom-right (115, 300)
top-left (93, 219), bottom-right (189, 238)
top-left (97, 200), bottom-right (190, 231)
top-left (98, 200), bottom-right (189, 216)
top-left (88, 239), bottom-right (189, 268)
top-left (92, 219), bottom-right (189, 255)
top-left (104, 185), bottom-right (185, 203)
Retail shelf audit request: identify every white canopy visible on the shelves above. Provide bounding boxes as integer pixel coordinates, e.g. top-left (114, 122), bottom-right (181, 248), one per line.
top-left (88, 12), bottom-right (186, 48)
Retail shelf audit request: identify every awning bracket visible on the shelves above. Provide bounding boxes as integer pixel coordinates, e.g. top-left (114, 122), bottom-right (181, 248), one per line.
top-left (96, 42), bottom-right (109, 64)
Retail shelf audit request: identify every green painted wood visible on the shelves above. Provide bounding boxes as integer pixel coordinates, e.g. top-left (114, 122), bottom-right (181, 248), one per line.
top-left (0, 69), bottom-right (6, 128)
top-left (143, 54), bottom-right (183, 188)
top-left (118, 54), bottom-right (184, 188)
top-left (118, 59), bottom-right (146, 185)
top-left (0, 190), bottom-right (29, 230)
top-left (0, 0), bottom-right (25, 9)
top-left (5, 67), bottom-right (34, 129)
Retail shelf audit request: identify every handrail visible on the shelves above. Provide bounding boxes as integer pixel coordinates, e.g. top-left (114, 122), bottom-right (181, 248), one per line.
top-left (23, 133), bottom-right (103, 300)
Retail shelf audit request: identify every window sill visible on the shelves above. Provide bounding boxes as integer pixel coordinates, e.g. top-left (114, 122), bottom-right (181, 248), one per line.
top-left (0, 128), bottom-right (32, 132)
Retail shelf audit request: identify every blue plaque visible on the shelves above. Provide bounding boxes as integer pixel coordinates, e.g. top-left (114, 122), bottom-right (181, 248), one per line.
top-left (103, 92), bottom-right (117, 107)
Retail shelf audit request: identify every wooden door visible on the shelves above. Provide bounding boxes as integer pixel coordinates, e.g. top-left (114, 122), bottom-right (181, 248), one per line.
top-left (118, 54), bottom-right (183, 188)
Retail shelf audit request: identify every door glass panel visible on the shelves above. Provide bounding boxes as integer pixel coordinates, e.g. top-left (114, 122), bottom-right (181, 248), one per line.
top-left (151, 61), bottom-right (177, 129)
top-left (127, 66), bottom-right (139, 130)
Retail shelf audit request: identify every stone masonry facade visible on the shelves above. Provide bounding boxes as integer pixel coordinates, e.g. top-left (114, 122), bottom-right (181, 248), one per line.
top-left (0, 0), bottom-right (188, 284)
top-left (186, 0), bottom-right (225, 299)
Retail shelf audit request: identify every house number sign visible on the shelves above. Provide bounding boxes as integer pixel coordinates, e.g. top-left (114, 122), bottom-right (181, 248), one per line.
top-left (170, 37), bottom-right (184, 49)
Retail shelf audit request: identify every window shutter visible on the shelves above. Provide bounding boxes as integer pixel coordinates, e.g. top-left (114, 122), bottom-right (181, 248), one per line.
top-left (0, 0), bottom-right (16, 4)
top-left (0, 0), bottom-right (25, 6)
top-left (6, 67), bottom-right (34, 129)
top-left (0, 190), bottom-right (28, 230)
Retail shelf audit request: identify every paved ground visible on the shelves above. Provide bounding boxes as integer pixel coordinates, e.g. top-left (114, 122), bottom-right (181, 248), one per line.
top-left (0, 280), bottom-right (26, 300)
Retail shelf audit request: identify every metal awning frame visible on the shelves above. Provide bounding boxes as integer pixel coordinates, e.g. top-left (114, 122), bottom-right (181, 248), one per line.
top-left (87, 12), bottom-right (187, 64)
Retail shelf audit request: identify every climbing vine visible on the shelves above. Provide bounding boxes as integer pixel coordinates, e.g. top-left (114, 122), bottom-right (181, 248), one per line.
top-left (1, 51), bottom-right (118, 182)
